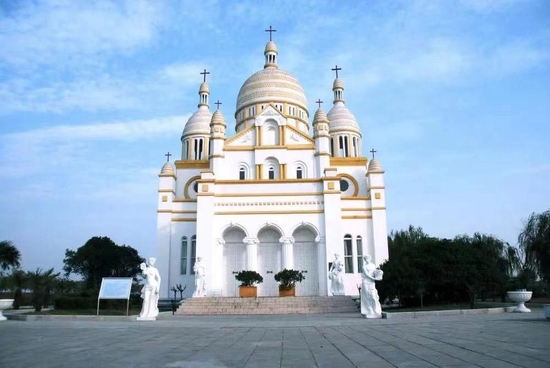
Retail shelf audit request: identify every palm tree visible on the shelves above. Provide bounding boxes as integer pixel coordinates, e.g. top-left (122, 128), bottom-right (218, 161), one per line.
top-left (0, 240), bottom-right (21, 271)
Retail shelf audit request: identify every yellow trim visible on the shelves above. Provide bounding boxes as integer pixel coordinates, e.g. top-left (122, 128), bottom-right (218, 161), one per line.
top-left (224, 146), bottom-right (255, 151)
top-left (158, 173), bottom-right (176, 179)
top-left (259, 164), bottom-right (263, 180)
top-left (256, 126), bottom-right (261, 146)
top-left (341, 208), bottom-right (371, 212)
top-left (285, 124), bottom-right (315, 144)
top-left (175, 160), bottom-right (210, 169)
top-left (173, 210), bottom-right (197, 214)
top-left (342, 196), bottom-right (370, 200)
top-left (330, 157), bottom-right (368, 166)
top-left (214, 192), bottom-right (322, 197)
top-left (342, 215), bottom-right (372, 219)
top-left (370, 186), bottom-right (385, 190)
top-left (157, 209), bottom-right (171, 213)
top-left (323, 190), bottom-right (340, 194)
top-left (173, 199), bottom-right (197, 202)
top-left (279, 125), bottom-right (284, 145)
top-left (214, 210), bottom-right (323, 215)
top-left (171, 218), bottom-right (197, 222)
top-left (372, 206), bottom-right (387, 210)
top-left (158, 189), bottom-right (175, 194)
top-left (215, 178), bottom-right (321, 184)
top-left (200, 169), bottom-right (214, 174)
top-left (314, 152), bottom-right (331, 157)
top-left (375, 192), bottom-right (381, 199)
top-left (328, 182), bottom-right (335, 190)
top-left (337, 173), bottom-right (360, 197)
top-left (161, 196), bottom-right (168, 202)
top-left (209, 154), bottom-right (225, 159)
top-left (197, 193), bottom-right (215, 196)
top-left (225, 125), bottom-right (255, 146)
top-left (183, 175), bottom-right (201, 199)
top-left (201, 184), bottom-right (209, 192)
top-left (287, 144), bottom-right (315, 150)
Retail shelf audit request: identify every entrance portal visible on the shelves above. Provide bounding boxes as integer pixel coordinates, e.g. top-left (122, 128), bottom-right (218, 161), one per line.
top-left (257, 227), bottom-right (282, 296)
top-left (222, 228), bottom-right (246, 297)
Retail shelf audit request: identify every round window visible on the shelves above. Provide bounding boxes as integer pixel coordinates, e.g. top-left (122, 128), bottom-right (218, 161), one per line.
top-left (193, 182), bottom-right (199, 193)
top-left (340, 179), bottom-right (349, 192)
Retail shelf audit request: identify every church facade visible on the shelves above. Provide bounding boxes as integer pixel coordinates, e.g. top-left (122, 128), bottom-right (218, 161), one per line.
top-left (156, 38), bottom-right (388, 299)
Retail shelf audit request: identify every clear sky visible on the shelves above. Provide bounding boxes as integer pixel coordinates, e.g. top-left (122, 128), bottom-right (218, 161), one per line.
top-left (1, 0), bottom-right (549, 273)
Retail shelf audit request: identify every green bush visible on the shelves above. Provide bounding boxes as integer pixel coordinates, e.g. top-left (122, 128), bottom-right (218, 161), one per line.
top-left (54, 296), bottom-right (96, 310)
top-left (235, 270), bottom-right (263, 286)
top-left (274, 269), bottom-right (305, 289)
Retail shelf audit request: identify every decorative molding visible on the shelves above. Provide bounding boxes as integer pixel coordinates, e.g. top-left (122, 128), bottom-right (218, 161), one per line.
top-left (215, 200), bottom-right (323, 207)
top-left (215, 178), bottom-right (322, 184)
top-left (173, 199), bottom-right (197, 203)
top-left (330, 157), bottom-right (368, 166)
top-left (341, 215), bottom-right (372, 219)
top-left (158, 189), bottom-right (176, 194)
top-left (243, 237), bottom-right (260, 245)
top-left (337, 173), bottom-right (360, 197)
top-left (171, 218), bottom-right (197, 222)
top-left (279, 236), bottom-right (295, 244)
top-left (341, 208), bottom-right (371, 212)
top-left (174, 160), bottom-right (209, 169)
top-left (341, 196), bottom-right (370, 201)
top-left (214, 192), bottom-right (322, 197)
top-left (216, 210), bottom-right (324, 215)
top-left (183, 175), bottom-right (201, 199)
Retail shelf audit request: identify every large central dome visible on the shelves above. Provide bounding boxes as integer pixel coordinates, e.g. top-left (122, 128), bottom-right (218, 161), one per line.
top-left (236, 68), bottom-right (308, 112)
top-left (235, 41), bottom-right (308, 122)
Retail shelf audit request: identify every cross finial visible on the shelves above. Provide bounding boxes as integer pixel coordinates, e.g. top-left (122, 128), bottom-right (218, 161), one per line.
top-left (165, 152), bottom-right (172, 162)
top-left (200, 69), bottom-right (210, 83)
top-left (316, 99), bottom-right (323, 108)
top-left (331, 65), bottom-right (342, 79)
top-left (370, 148), bottom-right (377, 159)
top-left (215, 100), bottom-right (222, 110)
top-left (265, 25), bottom-right (277, 41)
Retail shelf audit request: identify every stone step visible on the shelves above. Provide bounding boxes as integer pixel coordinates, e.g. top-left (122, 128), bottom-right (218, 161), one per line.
top-left (175, 296), bottom-right (359, 315)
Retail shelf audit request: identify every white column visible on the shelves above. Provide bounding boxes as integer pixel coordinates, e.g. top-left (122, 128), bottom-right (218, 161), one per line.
top-left (243, 237), bottom-right (259, 271)
top-left (211, 238), bottom-right (225, 296)
top-left (315, 236), bottom-right (327, 296)
top-left (279, 236), bottom-right (295, 270)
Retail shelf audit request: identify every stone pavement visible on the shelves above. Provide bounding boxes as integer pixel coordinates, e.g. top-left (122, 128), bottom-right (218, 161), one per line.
top-left (0, 310), bottom-right (549, 368)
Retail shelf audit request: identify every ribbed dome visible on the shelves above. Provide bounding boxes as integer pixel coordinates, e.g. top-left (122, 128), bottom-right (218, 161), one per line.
top-left (327, 102), bottom-right (361, 134)
top-left (368, 158), bottom-right (384, 173)
top-left (265, 41), bottom-right (278, 54)
top-left (160, 162), bottom-right (175, 175)
top-left (210, 109), bottom-right (226, 127)
top-left (182, 106), bottom-right (212, 137)
top-left (199, 82), bottom-right (209, 94)
top-left (313, 107), bottom-right (328, 124)
top-left (333, 78), bottom-right (344, 90)
top-left (236, 68), bottom-right (308, 113)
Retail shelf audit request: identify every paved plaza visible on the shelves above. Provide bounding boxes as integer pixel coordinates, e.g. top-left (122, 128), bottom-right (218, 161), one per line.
top-left (1, 310), bottom-right (549, 368)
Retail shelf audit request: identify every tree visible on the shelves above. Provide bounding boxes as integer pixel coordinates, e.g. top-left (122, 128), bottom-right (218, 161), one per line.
top-left (0, 240), bottom-right (21, 271)
top-left (63, 236), bottom-right (144, 290)
top-left (518, 210), bottom-right (550, 282)
top-left (27, 268), bottom-right (59, 312)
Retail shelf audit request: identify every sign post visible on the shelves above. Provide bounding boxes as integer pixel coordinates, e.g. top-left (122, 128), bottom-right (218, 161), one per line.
top-left (97, 277), bottom-right (133, 316)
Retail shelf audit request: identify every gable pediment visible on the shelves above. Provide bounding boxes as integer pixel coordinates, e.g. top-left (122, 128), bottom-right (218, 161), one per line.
top-left (285, 125), bottom-right (314, 145)
top-left (225, 126), bottom-right (255, 148)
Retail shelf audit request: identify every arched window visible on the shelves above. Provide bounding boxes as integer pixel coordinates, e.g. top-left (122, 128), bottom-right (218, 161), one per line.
top-left (194, 138), bottom-right (204, 160)
top-left (264, 120), bottom-right (279, 145)
top-left (296, 166), bottom-right (303, 179)
top-left (190, 235), bottom-right (197, 274)
top-left (330, 138), bottom-right (334, 157)
top-left (344, 136), bottom-right (349, 157)
top-left (180, 236), bottom-right (188, 275)
top-left (339, 136), bottom-right (344, 157)
top-left (352, 137), bottom-right (358, 157)
top-left (182, 140), bottom-right (189, 160)
top-left (356, 236), bottom-right (363, 273)
top-left (344, 234), bottom-right (353, 273)
top-left (268, 166), bottom-right (275, 180)
top-left (239, 166), bottom-right (246, 180)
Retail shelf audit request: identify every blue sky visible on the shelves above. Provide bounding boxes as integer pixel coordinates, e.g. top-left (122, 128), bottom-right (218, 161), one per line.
top-left (1, 0), bottom-right (549, 273)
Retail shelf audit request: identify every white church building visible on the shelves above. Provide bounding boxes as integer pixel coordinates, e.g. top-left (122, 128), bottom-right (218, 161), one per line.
top-left (156, 36), bottom-right (388, 299)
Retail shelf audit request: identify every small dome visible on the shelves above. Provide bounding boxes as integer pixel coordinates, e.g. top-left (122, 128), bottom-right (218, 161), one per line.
top-left (313, 107), bottom-right (329, 124)
top-left (182, 107), bottom-right (212, 137)
top-left (210, 109), bottom-right (226, 127)
top-left (264, 41), bottom-right (278, 54)
top-left (368, 158), bottom-right (384, 173)
top-left (199, 82), bottom-right (210, 94)
top-left (332, 78), bottom-right (344, 90)
top-left (160, 162), bottom-right (175, 175)
top-left (327, 102), bottom-right (361, 134)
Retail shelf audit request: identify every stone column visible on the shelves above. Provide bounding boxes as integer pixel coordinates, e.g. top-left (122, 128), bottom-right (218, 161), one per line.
top-left (315, 236), bottom-right (327, 296)
top-left (243, 237), bottom-right (259, 271)
top-left (210, 238), bottom-right (225, 296)
top-left (279, 236), bottom-right (295, 270)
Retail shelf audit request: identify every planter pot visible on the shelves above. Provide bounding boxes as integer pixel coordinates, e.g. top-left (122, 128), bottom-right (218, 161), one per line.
top-left (544, 304), bottom-right (550, 320)
top-left (239, 286), bottom-right (257, 298)
top-left (279, 286), bottom-right (295, 297)
top-left (0, 299), bottom-right (14, 321)
top-left (507, 290), bottom-right (532, 313)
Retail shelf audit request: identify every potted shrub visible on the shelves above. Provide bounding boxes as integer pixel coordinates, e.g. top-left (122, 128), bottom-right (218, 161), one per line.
top-left (274, 269), bottom-right (305, 297)
top-left (235, 270), bottom-right (263, 298)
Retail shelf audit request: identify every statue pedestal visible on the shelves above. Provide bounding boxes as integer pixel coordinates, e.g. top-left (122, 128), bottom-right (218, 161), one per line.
top-left (136, 316), bottom-right (156, 321)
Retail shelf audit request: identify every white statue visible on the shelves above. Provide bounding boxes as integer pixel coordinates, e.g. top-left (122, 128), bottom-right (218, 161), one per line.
top-left (192, 256), bottom-right (206, 297)
top-left (138, 257), bottom-right (161, 320)
top-left (360, 255), bottom-right (383, 319)
top-left (328, 253), bottom-right (345, 295)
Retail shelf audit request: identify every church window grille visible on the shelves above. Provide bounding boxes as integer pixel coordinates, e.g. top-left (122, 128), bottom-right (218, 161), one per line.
top-left (330, 138), bottom-right (334, 156)
top-left (356, 236), bottom-right (363, 273)
top-left (194, 138), bottom-right (204, 160)
top-left (190, 235), bottom-right (197, 274)
top-left (239, 167), bottom-right (246, 180)
top-left (344, 136), bottom-right (349, 157)
top-left (339, 136), bottom-right (344, 156)
top-left (352, 137), bottom-right (358, 157)
top-left (296, 167), bottom-right (303, 179)
top-left (344, 234), bottom-right (353, 273)
top-left (180, 236), bottom-right (188, 275)
top-left (268, 167), bottom-right (275, 180)
top-left (248, 106), bottom-right (255, 117)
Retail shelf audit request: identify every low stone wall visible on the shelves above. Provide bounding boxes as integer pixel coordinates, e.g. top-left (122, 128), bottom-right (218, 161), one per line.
top-left (382, 306), bottom-right (516, 319)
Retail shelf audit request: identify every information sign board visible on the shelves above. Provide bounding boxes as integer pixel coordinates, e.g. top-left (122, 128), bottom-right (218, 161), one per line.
top-left (97, 277), bottom-right (133, 316)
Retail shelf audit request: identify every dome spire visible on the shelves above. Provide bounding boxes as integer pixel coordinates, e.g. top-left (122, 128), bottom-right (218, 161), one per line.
top-left (198, 69), bottom-right (210, 108)
top-left (331, 65), bottom-right (344, 103)
top-left (264, 25), bottom-right (278, 69)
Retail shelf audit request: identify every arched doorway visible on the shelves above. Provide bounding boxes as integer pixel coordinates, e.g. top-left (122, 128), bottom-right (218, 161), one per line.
top-left (222, 227), bottom-right (246, 297)
top-left (257, 226), bottom-right (282, 297)
top-left (293, 226), bottom-right (319, 296)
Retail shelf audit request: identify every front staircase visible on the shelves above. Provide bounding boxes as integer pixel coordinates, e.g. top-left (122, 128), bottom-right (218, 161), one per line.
top-left (175, 296), bottom-right (359, 315)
